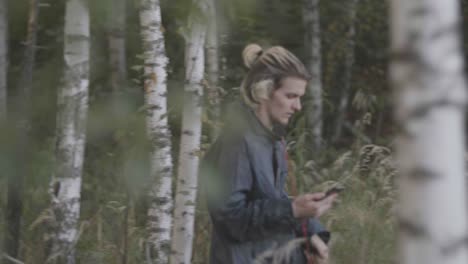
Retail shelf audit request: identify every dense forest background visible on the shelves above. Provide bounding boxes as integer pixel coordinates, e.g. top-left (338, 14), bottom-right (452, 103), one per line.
top-left (1, 0), bottom-right (467, 263)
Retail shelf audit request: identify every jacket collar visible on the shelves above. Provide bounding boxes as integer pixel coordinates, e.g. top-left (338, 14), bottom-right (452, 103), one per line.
top-left (241, 102), bottom-right (286, 141)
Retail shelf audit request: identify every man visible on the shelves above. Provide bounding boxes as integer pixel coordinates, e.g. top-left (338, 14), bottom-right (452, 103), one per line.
top-left (202, 44), bottom-right (337, 264)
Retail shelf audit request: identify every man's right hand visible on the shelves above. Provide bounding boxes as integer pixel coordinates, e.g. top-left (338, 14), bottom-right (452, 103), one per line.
top-left (291, 192), bottom-right (337, 219)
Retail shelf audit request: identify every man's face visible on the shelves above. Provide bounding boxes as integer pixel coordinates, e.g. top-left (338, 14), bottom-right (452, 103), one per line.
top-left (266, 77), bottom-right (307, 126)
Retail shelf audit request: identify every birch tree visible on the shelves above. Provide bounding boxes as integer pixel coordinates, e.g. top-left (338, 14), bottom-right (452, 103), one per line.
top-left (391, 1), bottom-right (468, 263)
top-left (302, 0), bottom-right (322, 154)
top-left (139, 0), bottom-right (174, 262)
top-left (5, 0), bottom-right (38, 259)
top-left (206, 0), bottom-right (220, 141)
top-left (48, 0), bottom-right (89, 263)
top-left (331, 0), bottom-right (359, 143)
top-left (170, 0), bottom-right (207, 262)
top-left (0, 0), bottom-right (6, 118)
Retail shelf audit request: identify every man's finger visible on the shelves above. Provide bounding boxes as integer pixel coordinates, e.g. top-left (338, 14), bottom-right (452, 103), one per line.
top-left (325, 193), bottom-right (338, 202)
top-left (309, 192), bottom-right (326, 200)
top-left (310, 234), bottom-right (329, 259)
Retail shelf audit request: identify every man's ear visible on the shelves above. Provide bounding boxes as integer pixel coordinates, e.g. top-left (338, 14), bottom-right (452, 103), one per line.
top-left (252, 79), bottom-right (274, 102)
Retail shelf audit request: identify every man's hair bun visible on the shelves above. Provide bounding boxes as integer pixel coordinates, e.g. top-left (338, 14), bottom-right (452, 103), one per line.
top-left (242, 44), bottom-right (263, 69)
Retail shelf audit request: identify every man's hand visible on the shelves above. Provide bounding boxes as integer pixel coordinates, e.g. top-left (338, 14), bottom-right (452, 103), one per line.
top-left (304, 234), bottom-right (329, 264)
top-left (291, 192), bottom-right (337, 219)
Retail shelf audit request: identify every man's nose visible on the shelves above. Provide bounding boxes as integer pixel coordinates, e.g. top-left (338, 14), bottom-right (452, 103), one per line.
top-left (293, 99), bottom-right (301, 111)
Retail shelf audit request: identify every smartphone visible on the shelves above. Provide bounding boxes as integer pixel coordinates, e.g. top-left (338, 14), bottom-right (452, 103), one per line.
top-left (318, 186), bottom-right (344, 200)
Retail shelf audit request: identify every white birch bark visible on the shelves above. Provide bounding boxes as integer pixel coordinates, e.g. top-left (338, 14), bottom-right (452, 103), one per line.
top-left (303, 0), bottom-right (322, 153)
top-left (49, 0), bottom-right (89, 263)
top-left (332, 0), bottom-right (359, 143)
top-left (391, 1), bottom-right (468, 263)
top-left (206, 0), bottom-right (220, 141)
top-left (170, 0), bottom-right (207, 262)
top-left (0, 0), bottom-right (7, 118)
top-left (139, 0), bottom-right (174, 262)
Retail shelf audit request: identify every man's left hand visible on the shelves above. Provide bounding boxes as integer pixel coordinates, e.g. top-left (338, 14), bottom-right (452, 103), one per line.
top-left (304, 234), bottom-right (329, 264)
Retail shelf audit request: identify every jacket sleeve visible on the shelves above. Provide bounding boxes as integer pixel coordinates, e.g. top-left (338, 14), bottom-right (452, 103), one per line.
top-left (205, 137), bottom-right (296, 242)
top-left (276, 151), bottom-right (330, 244)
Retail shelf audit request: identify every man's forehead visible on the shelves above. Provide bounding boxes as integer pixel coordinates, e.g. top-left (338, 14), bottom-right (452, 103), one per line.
top-left (280, 78), bottom-right (306, 95)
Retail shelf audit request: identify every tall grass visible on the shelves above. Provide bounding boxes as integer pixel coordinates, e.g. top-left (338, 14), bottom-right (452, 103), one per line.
top-left (324, 144), bottom-right (397, 264)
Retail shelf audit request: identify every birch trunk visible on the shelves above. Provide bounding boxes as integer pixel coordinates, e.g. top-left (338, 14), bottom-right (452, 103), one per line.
top-left (5, 0), bottom-right (38, 259)
top-left (139, 0), bottom-right (174, 262)
top-left (391, 1), bottom-right (468, 263)
top-left (170, 0), bottom-right (207, 262)
top-left (108, 0), bottom-right (126, 109)
top-left (48, 0), bottom-right (89, 263)
top-left (331, 0), bottom-right (359, 143)
top-left (206, 0), bottom-right (220, 141)
top-left (302, 0), bottom-right (322, 154)
top-left (0, 0), bottom-right (6, 118)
